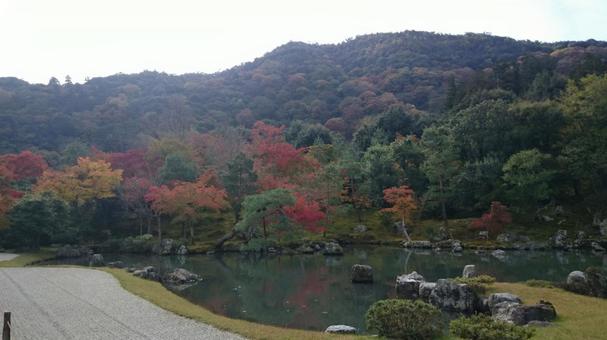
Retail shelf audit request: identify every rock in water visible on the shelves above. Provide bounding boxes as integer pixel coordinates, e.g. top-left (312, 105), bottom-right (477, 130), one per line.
top-left (428, 279), bottom-right (479, 314)
top-left (396, 271), bottom-right (425, 299)
top-left (351, 264), bottom-right (373, 283)
top-left (452, 240), bottom-right (463, 252)
top-left (89, 253), bottom-right (105, 267)
top-left (163, 268), bottom-right (200, 285)
top-left (325, 325), bottom-right (357, 334)
top-left (176, 244), bottom-right (188, 255)
top-left (462, 265), bottom-right (477, 278)
top-left (323, 242), bottom-right (344, 256)
top-left (492, 249), bottom-right (507, 259)
top-left (552, 230), bottom-right (568, 249)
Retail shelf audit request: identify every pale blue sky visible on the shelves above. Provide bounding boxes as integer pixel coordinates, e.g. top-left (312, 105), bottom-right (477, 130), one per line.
top-left (0, 0), bottom-right (605, 84)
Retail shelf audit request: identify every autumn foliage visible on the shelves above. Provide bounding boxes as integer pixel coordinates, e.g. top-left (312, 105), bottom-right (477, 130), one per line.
top-left (381, 185), bottom-right (417, 226)
top-left (470, 201), bottom-right (512, 238)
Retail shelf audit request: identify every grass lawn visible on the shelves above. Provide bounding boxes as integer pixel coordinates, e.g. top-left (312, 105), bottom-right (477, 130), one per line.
top-left (0, 248), bottom-right (56, 267)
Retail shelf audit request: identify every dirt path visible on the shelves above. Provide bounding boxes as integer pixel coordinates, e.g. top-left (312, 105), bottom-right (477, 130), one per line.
top-left (0, 267), bottom-right (244, 339)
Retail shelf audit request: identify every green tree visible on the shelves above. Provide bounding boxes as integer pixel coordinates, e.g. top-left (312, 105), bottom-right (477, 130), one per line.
top-left (421, 126), bottom-right (461, 226)
top-left (222, 153), bottom-right (257, 219)
top-left (158, 153), bottom-right (198, 184)
top-left (7, 192), bottom-right (70, 249)
top-left (235, 189), bottom-right (295, 240)
top-left (502, 149), bottom-right (555, 209)
top-left (362, 143), bottom-right (404, 205)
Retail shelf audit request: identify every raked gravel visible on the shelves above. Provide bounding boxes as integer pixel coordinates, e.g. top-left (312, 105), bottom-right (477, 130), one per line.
top-left (0, 253), bottom-right (18, 262)
top-left (0, 267), bottom-right (245, 339)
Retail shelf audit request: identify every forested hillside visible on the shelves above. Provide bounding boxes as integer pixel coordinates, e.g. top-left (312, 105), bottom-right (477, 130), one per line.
top-left (1, 30), bottom-right (606, 249)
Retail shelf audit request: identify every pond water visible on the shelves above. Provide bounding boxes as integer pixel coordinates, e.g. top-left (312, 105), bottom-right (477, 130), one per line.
top-left (102, 247), bottom-right (605, 332)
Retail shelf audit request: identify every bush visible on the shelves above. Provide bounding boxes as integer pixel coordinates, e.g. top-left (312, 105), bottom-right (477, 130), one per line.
top-left (525, 279), bottom-right (555, 288)
top-left (365, 299), bottom-right (441, 340)
top-left (450, 314), bottom-right (534, 340)
top-left (454, 275), bottom-right (496, 294)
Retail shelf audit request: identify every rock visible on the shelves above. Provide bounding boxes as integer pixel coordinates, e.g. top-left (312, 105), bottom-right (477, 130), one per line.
top-left (565, 270), bottom-right (589, 294)
top-left (592, 242), bottom-right (606, 252)
top-left (492, 249), bottom-right (507, 259)
top-left (492, 301), bottom-right (556, 325)
top-left (428, 279), bottom-right (479, 314)
top-left (176, 244), bottom-right (188, 255)
top-left (325, 325), bottom-right (357, 334)
top-left (487, 293), bottom-right (522, 311)
top-left (452, 240), bottom-right (463, 252)
top-left (462, 265), bottom-right (477, 278)
top-left (133, 266), bottom-right (159, 281)
top-left (600, 226), bottom-right (607, 237)
top-left (163, 268), bottom-right (200, 285)
top-left (351, 264), bottom-right (373, 283)
top-left (353, 225), bottom-right (368, 233)
top-left (56, 245), bottom-right (91, 258)
top-left (107, 261), bottom-right (125, 268)
top-left (418, 282), bottom-right (436, 301)
top-left (552, 230), bottom-right (568, 249)
top-left (402, 240), bottom-right (432, 249)
top-left (323, 242), bottom-right (344, 256)
top-left (496, 233), bottom-right (515, 243)
top-left (585, 267), bottom-right (607, 298)
top-left (89, 254), bottom-right (104, 267)
top-left (396, 271), bottom-right (425, 299)
top-left (478, 231), bottom-right (489, 240)
top-left (126, 267), bottom-right (136, 273)
top-left (297, 245), bottom-right (315, 254)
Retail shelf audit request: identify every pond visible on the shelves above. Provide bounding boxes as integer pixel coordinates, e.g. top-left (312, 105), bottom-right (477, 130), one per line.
top-left (102, 247), bottom-right (605, 332)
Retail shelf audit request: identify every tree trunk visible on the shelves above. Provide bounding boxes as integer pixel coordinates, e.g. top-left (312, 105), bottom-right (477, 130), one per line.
top-left (157, 215), bottom-right (162, 242)
top-left (402, 217), bottom-right (411, 242)
top-left (139, 217), bottom-right (143, 236)
top-left (146, 216), bottom-right (152, 234)
top-left (439, 176), bottom-right (448, 227)
top-left (262, 217), bottom-right (267, 239)
top-left (215, 229), bottom-right (237, 249)
top-left (190, 223), bottom-right (195, 244)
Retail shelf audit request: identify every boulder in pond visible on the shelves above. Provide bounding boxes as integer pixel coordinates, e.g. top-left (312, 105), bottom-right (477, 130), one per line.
top-left (428, 279), bottom-right (479, 314)
top-left (452, 240), bottom-right (463, 252)
top-left (351, 264), bottom-right (373, 283)
top-left (89, 254), bottom-right (104, 267)
top-left (551, 229), bottom-right (568, 249)
top-left (176, 244), bottom-right (188, 255)
top-left (491, 249), bottom-right (507, 259)
top-left (323, 242), bottom-right (344, 256)
top-left (403, 240), bottom-right (433, 249)
top-left (325, 325), bottom-right (357, 334)
top-left (462, 265), bottom-right (477, 278)
top-left (163, 268), bottom-right (200, 285)
top-left (396, 271), bottom-right (425, 299)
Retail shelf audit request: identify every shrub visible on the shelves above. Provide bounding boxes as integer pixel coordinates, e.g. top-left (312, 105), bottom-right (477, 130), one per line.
top-left (365, 299), bottom-right (441, 340)
top-left (525, 279), bottom-right (555, 288)
top-left (454, 275), bottom-right (496, 294)
top-left (450, 314), bottom-right (534, 340)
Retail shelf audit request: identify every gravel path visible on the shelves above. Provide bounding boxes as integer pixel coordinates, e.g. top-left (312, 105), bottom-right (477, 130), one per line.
top-left (0, 267), bottom-right (245, 340)
top-left (0, 253), bottom-right (18, 261)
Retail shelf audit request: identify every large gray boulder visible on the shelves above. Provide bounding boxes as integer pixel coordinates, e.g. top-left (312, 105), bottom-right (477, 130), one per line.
top-left (133, 266), bottom-right (160, 281)
top-left (452, 240), bottom-right (463, 253)
top-left (492, 301), bottom-right (556, 325)
top-left (351, 264), bottom-right (373, 283)
top-left (462, 265), bottom-right (477, 278)
top-left (428, 279), bottom-right (479, 314)
top-left (323, 242), bottom-right (344, 256)
top-left (325, 325), bottom-right (357, 334)
top-left (565, 270), bottom-right (589, 294)
top-left (419, 282), bottom-right (436, 301)
top-left (487, 293), bottom-right (522, 311)
top-left (163, 268), bottom-right (200, 285)
top-left (176, 244), bottom-right (188, 255)
top-left (396, 271), bottom-right (425, 299)
top-left (491, 249), bottom-right (507, 259)
top-left (88, 253), bottom-right (105, 267)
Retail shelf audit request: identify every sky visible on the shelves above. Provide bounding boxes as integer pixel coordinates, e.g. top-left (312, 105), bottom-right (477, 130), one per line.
top-left (1, 0), bottom-right (606, 84)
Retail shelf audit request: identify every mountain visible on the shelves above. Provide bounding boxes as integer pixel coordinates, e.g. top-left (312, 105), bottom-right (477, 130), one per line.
top-left (0, 30), bottom-right (606, 152)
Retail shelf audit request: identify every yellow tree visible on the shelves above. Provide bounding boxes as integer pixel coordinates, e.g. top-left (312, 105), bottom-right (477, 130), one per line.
top-left (382, 185), bottom-right (417, 241)
top-left (36, 157), bottom-right (122, 206)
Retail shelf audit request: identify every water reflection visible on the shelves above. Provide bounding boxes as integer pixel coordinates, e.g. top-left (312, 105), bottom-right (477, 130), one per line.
top-left (104, 247), bottom-right (605, 332)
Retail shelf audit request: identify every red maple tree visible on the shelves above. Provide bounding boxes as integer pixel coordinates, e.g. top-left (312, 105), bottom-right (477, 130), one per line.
top-left (470, 201), bottom-right (512, 238)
